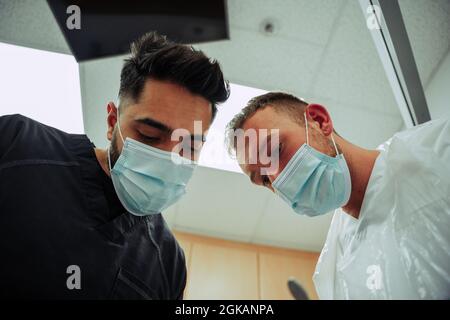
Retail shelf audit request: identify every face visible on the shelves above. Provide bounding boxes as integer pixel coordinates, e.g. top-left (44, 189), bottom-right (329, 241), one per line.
top-left (239, 104), bottom-right (336, 192)
top-left (107, 79), bottom-right (212, 167)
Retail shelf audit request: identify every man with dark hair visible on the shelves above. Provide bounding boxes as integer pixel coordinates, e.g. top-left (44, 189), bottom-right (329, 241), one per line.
top-left (0, 32), bottom-right (229, 299)
top-left (226, 91), bottom-right (450, 299)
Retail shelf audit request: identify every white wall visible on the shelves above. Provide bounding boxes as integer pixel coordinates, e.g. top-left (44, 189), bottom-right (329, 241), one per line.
top-left (78, 56), bottom-right (124, 148)
top-left (425, 49), bottom-right (450, 120)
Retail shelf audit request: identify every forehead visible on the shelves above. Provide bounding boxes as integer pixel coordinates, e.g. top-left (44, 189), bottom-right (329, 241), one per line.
top-left (237, 106), bottom-right (299, 174)
top-left (130, 79), bottom-right (212, 132)
top-left (241, 106), bottom-right (299, 132)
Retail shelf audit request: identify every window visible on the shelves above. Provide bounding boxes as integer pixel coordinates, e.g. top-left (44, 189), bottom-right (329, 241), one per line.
top-left (0, 43), bottom-right (83, 133)
top-left (198, 83), bottom-right (267, 173)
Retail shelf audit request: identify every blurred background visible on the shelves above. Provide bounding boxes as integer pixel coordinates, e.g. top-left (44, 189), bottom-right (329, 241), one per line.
top-left (0, 0), bottom-right (449, 299)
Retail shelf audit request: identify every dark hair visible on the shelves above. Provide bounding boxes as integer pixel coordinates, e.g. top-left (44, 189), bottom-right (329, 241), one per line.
top-left (225, 92), bottom-right (309, 156)
top-left (119, 31), bottom-right (230, 120)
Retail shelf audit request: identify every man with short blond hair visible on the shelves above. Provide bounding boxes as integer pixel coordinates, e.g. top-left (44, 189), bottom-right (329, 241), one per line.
top-left (226, 91), bottom-right (450, 299)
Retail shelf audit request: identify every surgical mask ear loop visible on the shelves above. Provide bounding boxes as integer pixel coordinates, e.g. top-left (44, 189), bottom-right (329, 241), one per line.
top-left (107, 146), bottom-right (112, 173)
top-left (116, 104), bottom-right (125, 143)
top-left (107, 103), bottom-right (124, 173)
top-left (304, 111), bottom-right (309, 146)
top-left (304, 111), bottom-right (340, 156)
top-left (331, 133), bottom-right (339, 156)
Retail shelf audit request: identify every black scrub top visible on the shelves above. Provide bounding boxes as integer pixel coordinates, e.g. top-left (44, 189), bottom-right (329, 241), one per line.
top-left (0, 114), bottom-right (187, 299)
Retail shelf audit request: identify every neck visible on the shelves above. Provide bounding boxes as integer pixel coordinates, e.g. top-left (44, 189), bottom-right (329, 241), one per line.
top-left (336, 136), bottom-right (380, 219)
top-left (94, 148), bottom-right (111, 177)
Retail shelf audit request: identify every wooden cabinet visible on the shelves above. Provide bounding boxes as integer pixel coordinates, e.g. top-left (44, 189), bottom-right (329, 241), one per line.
top-left (185, 243), bottom-right (259, 299)
top-left (259, 252), bottom-right (318, 300)
top-left (174, 231), bottom-right (319, 300)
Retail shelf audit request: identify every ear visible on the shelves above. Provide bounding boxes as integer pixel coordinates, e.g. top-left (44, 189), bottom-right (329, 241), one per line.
top-left (106, 102), bottom-right (118, 141)
top-left (305, 103), bottom-right (334, 136)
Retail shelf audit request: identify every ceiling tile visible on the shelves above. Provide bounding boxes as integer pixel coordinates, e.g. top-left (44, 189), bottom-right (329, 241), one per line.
top-left (251, 194), bottom-right (333, 252)
top-left (226, 0), bottom-right (346, 46)
top-left (195, 26), bottom-right (324, 97)
top-left (0, 0), bottom-right (70, 54)
top-left (399, 0), bottom-right (450, 87)
top-left (311, 0), bottom-right (402, 118)
top-left (173, 166), bottom-right (272, 241)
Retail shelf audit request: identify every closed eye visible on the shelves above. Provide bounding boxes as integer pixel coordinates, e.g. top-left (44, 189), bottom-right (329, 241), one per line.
top-left (138, 132), bottom-right (160, 143)
top-left (262, 175), bottom-right (271, 187)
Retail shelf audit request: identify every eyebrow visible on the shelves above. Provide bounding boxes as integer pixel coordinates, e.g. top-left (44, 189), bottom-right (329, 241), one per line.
top-left (135, 117), bottom-right (172, 134)
top-left (135, 117), bottom-right (206, 142)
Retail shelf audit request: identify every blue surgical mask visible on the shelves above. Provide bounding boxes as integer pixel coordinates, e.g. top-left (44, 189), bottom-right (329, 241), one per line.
top-left (107, 109), bottom-right (196, 216)
top-left (272, 112), bottom-right (351, 216)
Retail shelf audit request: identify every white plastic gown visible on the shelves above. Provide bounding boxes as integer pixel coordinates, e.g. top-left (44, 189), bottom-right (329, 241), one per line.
top-left (313, 118), bottom-right (450, 299)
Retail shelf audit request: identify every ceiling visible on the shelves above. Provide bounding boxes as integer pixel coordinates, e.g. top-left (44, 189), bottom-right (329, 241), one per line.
top-left (0, 0), bottom-right (71, 54)
top-left (0, 0), bottom-right (449, 252)
top-left (399, 0), bottom-right (450, 89)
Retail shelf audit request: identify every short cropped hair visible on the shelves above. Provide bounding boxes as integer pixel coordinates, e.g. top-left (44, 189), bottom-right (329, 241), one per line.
top-left (119, 31), bottom-right (230, 120)
top-left (225, 92), bottom-right (308, 156)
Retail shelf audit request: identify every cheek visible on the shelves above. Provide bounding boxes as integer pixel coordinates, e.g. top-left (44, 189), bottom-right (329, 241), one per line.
top-left (279, 142), bottom-right (304, 172)
top-left (109, 132), bottom-right (121, 168)
top-left (267, 133), bottom-right (305, 180)
top-left (267, 145), bottom-right (295, 181)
